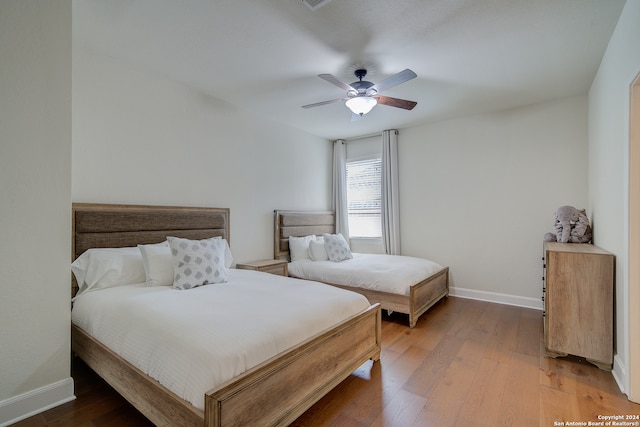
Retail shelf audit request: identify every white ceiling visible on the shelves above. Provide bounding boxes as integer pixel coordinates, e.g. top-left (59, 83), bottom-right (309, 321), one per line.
top-left (73, 0), bottom-right (626, 140)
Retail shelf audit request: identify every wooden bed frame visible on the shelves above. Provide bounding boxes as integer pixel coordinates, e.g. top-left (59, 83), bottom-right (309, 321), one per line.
top-left (71, 203), bottom-right (381, 427)
top-left (274, 210), bottom-right (449, 328)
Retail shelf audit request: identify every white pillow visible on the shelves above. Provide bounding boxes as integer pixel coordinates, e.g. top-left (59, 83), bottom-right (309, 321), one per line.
top-left (323, 233), bottom-right (353, 262)
top-left (72, 247), bottom-right (146, 296)
top-left (138, 242), bottom-right (173, 286)
top-left (308, 239), bottom-right (329, 261)
top-left (217, 238), bottom-right (234, 268)
top-left (167, 236), bottom-right (227, 290)
top-left (288, 235), bottom-right (316, 261)
top-left (139, 238), bottom-right (234, 287)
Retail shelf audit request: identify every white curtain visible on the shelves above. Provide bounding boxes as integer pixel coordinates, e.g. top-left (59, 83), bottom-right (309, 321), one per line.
top-left (332, 140), bottom-right (350, 238)
top-left (381, 129), bottom-right (400, 255)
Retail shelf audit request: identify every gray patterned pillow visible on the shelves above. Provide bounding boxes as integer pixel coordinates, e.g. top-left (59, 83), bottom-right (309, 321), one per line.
top-left (323, 233), bottom-right (353, 262)
top-left (167, 236), bottom-right (227, 290)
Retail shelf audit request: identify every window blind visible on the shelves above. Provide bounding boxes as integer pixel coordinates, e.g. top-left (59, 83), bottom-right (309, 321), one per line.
top-left (346, 158), bottom-right (382, 238)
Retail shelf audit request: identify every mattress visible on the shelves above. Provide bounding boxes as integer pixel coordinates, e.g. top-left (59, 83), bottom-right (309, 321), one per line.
top-left (71, 268), bottom-right (370, 411)
top-left (288, 253), bottom-right (444, 295)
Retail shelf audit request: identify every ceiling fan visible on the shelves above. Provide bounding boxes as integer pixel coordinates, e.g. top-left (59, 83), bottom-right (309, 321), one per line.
top-left (302, 68), bottom-right (418, 119)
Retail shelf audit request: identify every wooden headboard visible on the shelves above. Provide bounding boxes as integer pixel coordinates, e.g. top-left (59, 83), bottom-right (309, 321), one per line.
top-left (72, 203), bottom-right (230, 293)
top-left (274, 210), bottom-right (335, 260)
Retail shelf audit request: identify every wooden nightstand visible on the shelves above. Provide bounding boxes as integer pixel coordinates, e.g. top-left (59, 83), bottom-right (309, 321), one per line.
top-left (236, 259), bottom-right (288, 277)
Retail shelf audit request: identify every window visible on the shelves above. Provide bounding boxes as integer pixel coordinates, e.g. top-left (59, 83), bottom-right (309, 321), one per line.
top-left (346, 158), bottom-right (382, 238)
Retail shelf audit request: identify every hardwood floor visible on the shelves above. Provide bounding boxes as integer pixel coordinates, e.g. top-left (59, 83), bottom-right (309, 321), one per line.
top-left (12, 297), bottom-right (639, 427)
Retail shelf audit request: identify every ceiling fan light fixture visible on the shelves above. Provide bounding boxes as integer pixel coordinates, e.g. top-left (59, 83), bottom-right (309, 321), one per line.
top-left (345, 96), bottom-right (377, 116)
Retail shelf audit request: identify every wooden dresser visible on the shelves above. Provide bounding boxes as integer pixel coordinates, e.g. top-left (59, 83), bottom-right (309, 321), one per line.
top-left (542, 242), bottom-right (614, 370)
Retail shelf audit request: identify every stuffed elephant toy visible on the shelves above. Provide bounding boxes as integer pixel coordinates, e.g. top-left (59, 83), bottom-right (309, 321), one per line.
top-left (544, 205), bottom-right (592, 243)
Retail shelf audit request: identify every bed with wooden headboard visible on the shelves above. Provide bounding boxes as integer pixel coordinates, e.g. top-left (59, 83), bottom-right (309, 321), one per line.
top-left (274, 210), bottom-right (449, 328)
top-left (71, 203), bottom-right (381, 427)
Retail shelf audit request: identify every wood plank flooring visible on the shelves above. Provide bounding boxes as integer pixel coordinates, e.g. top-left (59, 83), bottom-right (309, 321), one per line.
top-left (12, 297), bottom-right (639, 427)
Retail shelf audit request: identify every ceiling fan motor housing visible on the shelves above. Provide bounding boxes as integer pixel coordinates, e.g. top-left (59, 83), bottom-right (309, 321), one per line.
top-left (349, 70), bottom-right (376, 97)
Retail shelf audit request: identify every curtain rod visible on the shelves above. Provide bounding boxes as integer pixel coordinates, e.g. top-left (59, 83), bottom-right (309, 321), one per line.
top-left (338, 129), bottom-right (397, 143)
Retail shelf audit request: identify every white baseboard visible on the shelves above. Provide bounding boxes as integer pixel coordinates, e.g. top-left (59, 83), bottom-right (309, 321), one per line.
top-left (612, 354), bottom-right (628, 396)
top-left (449, 286), bottom-right (543, 310)
top-left (0, 378), bottom-right (75, 427)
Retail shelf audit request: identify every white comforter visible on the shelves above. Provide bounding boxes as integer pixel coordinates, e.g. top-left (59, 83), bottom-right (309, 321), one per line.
top-left (288, 253), bottom-right (444, 296)
top-left (71, 269), bottom-right (370, 411)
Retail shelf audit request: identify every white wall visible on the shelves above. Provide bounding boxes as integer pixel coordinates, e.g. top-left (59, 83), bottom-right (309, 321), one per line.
top-left (72, 49), bottom-right (332, 262)
top-left (588, 0), bottom-right (640, 400)
top-left (0, 1), bottom-right (74, 425)
top-left (399, 96), bottom-right (589, 307)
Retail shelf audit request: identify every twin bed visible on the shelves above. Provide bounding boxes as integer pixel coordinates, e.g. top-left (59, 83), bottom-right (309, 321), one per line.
top-left (274, 210), bottom-right (449, 328)
top-left (71, 203), bottom-right (381, 427)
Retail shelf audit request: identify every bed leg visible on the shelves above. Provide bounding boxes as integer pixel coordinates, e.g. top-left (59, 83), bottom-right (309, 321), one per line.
top-left (409, 314), bottom-right (417, 328)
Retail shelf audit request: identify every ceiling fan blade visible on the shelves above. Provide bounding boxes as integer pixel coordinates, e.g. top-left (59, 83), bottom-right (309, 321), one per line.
top-left (318, 74), bottom-right (356, 92)
top-left (370, 69), bottom-right (417, 93)
top-left (375, 96), bottom-right (417, 110)
top-left (301, 98), bottom-right (346, 109)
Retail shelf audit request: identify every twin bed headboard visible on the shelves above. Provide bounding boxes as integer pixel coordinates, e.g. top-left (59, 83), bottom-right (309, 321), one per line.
top-left (273, 210), bottom-right (335, 260)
